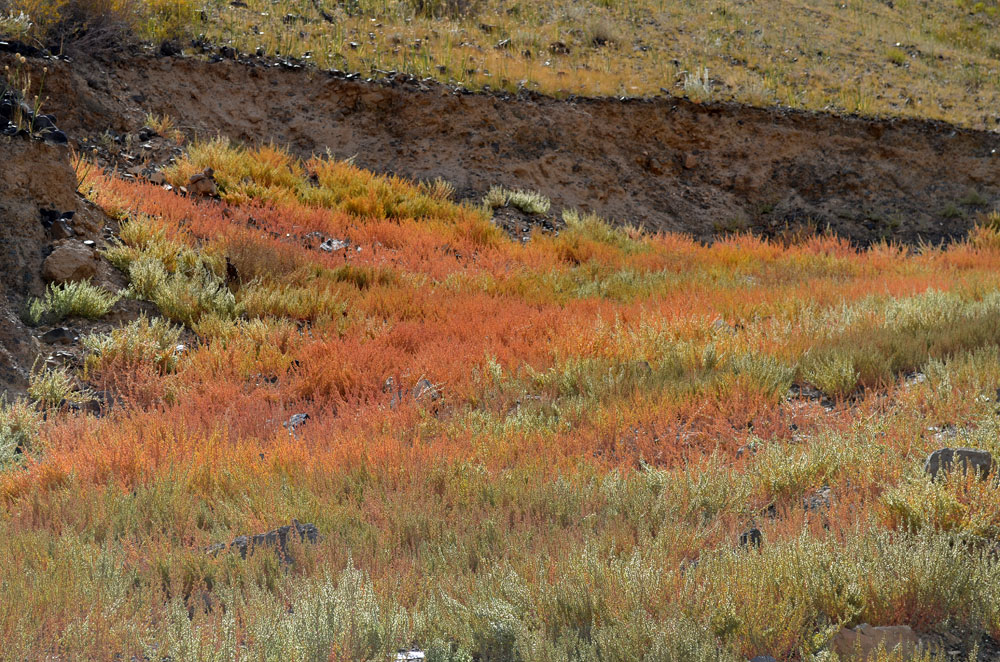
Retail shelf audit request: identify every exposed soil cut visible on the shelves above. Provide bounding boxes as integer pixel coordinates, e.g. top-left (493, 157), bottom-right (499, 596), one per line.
top-left (0, 136), bottom-right (125, 397)
top-left (9, 49), bottom-right (1000, 248)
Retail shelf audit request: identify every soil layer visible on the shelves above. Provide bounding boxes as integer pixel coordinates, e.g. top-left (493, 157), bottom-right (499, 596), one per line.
top-left (20, 51), bottom-right (1000, 244)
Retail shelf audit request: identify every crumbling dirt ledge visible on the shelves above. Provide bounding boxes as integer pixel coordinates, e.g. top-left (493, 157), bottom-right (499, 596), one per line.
top-left (22, 51), bottom-right (1000, 245)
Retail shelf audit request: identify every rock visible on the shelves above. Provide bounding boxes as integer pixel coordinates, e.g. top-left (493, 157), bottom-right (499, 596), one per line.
top-left (712, 318), bottom-right (737, 334)
top-left (924, 447), bottom-right (993, 480)
top-left (683, 152), bottom-right (699, 170)
top-left (159, 40), bottom-right (182, 56)
top-left (187, 168), bottom-right (218, 197)
top-left (148, 171), bottom-right (166, 185)
top-left (40, 327), bottom-right (76, 344)
top-left (829, 624), bottom-right (921, 660)
top-left (320, 237), bottom-right (348, 252)
top-left (395, 651), bottom-right (426, 661)
top-left (207, 519), bottom-right (319, 561)
top-left (137, 126), bottom-right (158, 142)
top-left (48, 218), bottom-right (74, 240)
top-left (413, 378), bottom-right (441, 402)
top-left (804, 486), bottom-right (832, 511)
top-left (283, 412), bottom-right (310, 433)
top-left (739, 527), bottom-right (762, 548)
top-left (42, 128), bottom-right (68, 144)
top-left (32, 114), bottom-right (56, 131)
top-left (42, 240), bottom-right (100, 283)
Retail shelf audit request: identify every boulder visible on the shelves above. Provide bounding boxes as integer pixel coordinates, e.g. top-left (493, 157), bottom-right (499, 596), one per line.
top-left (42, 240), bottom-right (100, 283)
top-left (924, 447), bottom-right (993, 480)
top-left (829, 624), bottom-right (921, 660)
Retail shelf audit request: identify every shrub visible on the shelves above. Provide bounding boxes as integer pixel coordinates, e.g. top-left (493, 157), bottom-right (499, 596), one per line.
top-left (28, 363), bottom-right (91, 410)
top-left (148, 266), bottom-right (240, 327)
top-left (26, 280), bottom-right (120, 325)
top-left (801, 350), bottom-right (859, 399)
top-left (0, 396), bottom-right (41, 465)
top-left (483, 186), bottom-right (551, 215)
top-left (81, 315), bottom-right (184, 377)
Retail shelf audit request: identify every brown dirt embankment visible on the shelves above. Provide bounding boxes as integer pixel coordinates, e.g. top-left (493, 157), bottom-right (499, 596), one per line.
top-left (24, 52), bottom-right (1000, 245)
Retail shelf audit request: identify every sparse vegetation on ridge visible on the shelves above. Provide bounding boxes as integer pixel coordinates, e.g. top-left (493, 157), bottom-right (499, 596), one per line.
top-left (7, 0), bottom-right (1000, 126)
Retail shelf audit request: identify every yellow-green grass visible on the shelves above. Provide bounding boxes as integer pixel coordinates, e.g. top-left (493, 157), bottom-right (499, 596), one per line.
top-left (8, 0), bottom-right (1000, 128)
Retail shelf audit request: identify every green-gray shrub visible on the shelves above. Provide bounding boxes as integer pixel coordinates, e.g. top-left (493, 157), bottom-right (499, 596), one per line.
top-left (26, 280), bottom-right (120, 325)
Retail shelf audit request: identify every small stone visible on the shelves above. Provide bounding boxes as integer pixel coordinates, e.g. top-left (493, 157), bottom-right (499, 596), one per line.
top-left (412, 378), bottom-right (441, 402)
top-left (829, 624), bottom-right (921, 660)
top-left (39, 208), bottom-right (61, 228)
top-left (283, 412), bottom-right (310, 433)
top-left (42, 128), bottom-right (68, 144)
top-left (712, 318), bottom-right (736, 334)
top-left (187, 168), bottom-right (218, 197)
top-left (42, 240), bottom-right (100, 283)
top-left (683, 152), bottom-right (698, 169)
top-left (48, 218), bottom-right (74, 240)
top-left (739, 528), bottom-right (762, 548)
top-left (159, 40), bottom-right (182, 56)
top-left (40, 327), bottom-right (76, 345)
top-left (319, 237), bottom-right (348, 252)
top-left (32, 114), bottom-right (56, 130)
top-left (925, 447), bottom-right (993, 480)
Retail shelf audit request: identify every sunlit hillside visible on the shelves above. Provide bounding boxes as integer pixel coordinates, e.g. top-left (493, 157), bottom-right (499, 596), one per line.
top-left (7, 0), bottom-right (1000, 126)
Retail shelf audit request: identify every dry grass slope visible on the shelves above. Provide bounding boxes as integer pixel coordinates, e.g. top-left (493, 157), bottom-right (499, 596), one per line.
top-left (7, 0), bottom-right (1000, 126)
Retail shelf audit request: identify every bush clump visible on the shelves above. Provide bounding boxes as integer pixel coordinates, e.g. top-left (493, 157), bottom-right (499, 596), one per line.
top-left (26, 280), bottom-right (119, 325)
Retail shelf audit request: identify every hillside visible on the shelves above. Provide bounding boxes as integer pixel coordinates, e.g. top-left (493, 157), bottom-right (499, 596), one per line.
top-left (2, 2), bottom-right (1000, 660)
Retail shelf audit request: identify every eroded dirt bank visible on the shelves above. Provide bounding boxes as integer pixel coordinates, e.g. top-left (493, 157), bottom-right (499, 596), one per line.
top-left (25, 53), bottom-right (1000, 244)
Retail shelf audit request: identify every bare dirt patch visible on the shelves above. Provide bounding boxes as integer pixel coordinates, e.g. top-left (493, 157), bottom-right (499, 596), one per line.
top-left (14, 51), bottom-right (1000, 245)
